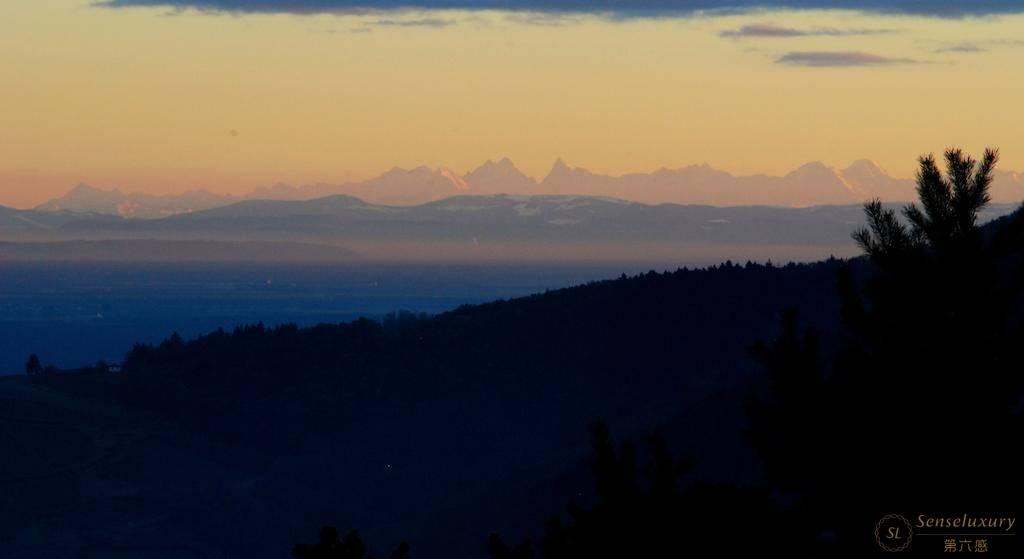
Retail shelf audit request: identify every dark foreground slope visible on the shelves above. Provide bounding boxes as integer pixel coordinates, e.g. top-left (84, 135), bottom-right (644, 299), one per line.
top-left (1, 259), bottom-right (848, 558)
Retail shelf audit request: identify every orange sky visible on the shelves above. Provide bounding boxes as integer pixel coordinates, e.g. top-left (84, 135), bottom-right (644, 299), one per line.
top-left (1, 2), bottom-right (1023, 208)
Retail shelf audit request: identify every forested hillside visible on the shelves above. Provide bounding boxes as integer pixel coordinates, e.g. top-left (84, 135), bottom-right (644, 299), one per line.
top-left (119, 150), bottom-right (1024, 557)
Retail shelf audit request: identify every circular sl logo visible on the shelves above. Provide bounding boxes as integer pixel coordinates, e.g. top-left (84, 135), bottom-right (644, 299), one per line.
top-left (875, 514), bottom-right (913, 552)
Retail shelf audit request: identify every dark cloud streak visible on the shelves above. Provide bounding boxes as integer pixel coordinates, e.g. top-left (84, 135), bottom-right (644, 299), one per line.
top-left (934, 43), bottom-right (985, 53)
top-left (369, 17), bottom-right (455, 26)
top-left (776, 51), bottom-right (920, 66)
top-left (720, 23), bottom-right (892, 37)
top-left (94, 1), bottom-right (1024, 18)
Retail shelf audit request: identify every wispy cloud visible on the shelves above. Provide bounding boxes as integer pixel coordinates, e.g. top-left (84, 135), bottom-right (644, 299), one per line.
top-left (94, 1), bottom-right (1024, 18)
top-left (368, 17), bottom-right (455, 27)
top-left (932, 38), bottom-right (1024, 52)
top-left (776, 51), bottom-right (920, 67)
top-left (934, 43), bottom-right (985, 53)
top-left (720, 23), bottom-right (892, 38)
top-left (504, 12), bottom-right (583, 26)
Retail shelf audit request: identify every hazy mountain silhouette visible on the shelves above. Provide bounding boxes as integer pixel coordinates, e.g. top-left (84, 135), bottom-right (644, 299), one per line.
top-left (465, 157), bottom-right (537, 194)
top-left (35, 183), bottom-right (244, 218)
top-left (32, 159), bottom-right (1024, 215)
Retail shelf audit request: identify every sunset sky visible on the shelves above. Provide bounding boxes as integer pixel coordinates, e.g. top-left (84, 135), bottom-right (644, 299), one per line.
top-left (2, 1), bottom-right (1023, 208)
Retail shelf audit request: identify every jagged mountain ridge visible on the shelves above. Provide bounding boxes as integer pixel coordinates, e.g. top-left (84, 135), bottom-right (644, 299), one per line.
top-left (34, 159), bottom-right (1024, 218)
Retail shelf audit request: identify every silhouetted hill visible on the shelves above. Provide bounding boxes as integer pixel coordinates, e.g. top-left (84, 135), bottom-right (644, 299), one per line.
top-left (7, 196), bottom-right (1020, 263)
top-left (153, 195), bottom-right (874, 244)
top-left (0, 204), bottom-right (122, 234)
top-left (22, 195), bottom-right (1023, 245)
top-left (2, 257), bottom-right (851, 558)
top-left (117, 259), bottom-right (856, 552)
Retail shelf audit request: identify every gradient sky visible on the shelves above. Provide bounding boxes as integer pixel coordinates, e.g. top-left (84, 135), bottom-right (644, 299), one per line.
top-left (1, 1), bottom-right (1023, 208)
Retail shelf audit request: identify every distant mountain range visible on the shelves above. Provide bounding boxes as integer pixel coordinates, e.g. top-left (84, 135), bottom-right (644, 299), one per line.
top-left (34, 184), bottom-right (237, 219)
top-left (5, 193), bottom-right (1021, 263)
top-left (34, 159), bottom-right (1024, 218)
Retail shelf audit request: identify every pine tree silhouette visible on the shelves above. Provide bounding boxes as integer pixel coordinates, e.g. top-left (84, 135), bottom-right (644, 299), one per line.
top-left (853, 148), bottom-right (999, 265)
top-left (488, 422), bottom-right (795, 558)
top-left (25, 353), bottom-right (43, 375)
top-left (749, 147), bottom-right (1024, 553)
top-left (292, 526), bottom-right (373, 559)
